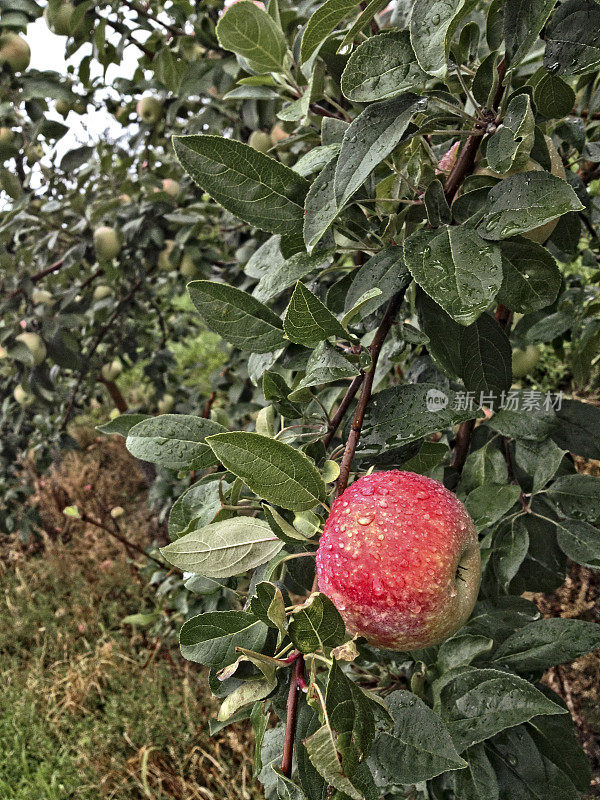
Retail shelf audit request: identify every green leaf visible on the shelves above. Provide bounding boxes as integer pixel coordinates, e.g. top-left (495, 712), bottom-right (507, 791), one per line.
top-left (169, 479), bottom-right (223, 540)
top-left (334, 93), bottom-right (426, 206)
top-left (96, 413), bottom-right (150, 437)
top-left (544, 0), bottom-right (600, 77)
top-left (551, 399), bottom-right (600, 460)
top-left (437, 635), bottom-right (494, 673)
top-left (487, 397), bottom-right (556, 441)
top-left (486, 94), bottom-right (535, 174)
top-left (289, 592), bottom-right (346, 653)
top-left (492, 517), bottom-right (530, 592)
top-left (357, 383), bottom-right (482, 457)
top-left (404, 226), bottom-right (503, 326)
top-left (546, 474), bottom-right (600, 522)
top-left (173, 136), bottom-right (308, 248)
top-left (527, 714), bottom-right (592, 793)
top-left (459, 313), bottom-right (512, 397)
top-left (514, 439), bottom-right (565, 493)
top-left (402, 441), bottom-right (449, 474)
top-left (293, 144), bottom-right (340, 178)
top-left (504, 0), bottom-right (557, 69)
top-left (263, 371), bottom-right (302, 419)
top-left (303, 725), bottom-right (362, 800)
top-left (187, 280), bottom-right (285, 353)
top-left (253, 250), bottom-right (334, 304)
top-left (491, 618), bottom-right (600, 672)
top-left (290, 342), bottom-right (359, 397)
top-left (370, 690), bottom-right (467, 784)
top-left (180, 610), bottom-right (268, 668)
top-left (437, 668), bottom-right (567, 751)
top-left (126, 414), bottom-right (226, 471)
top-left (284, 282), bottom-right (350, 347)
top-left (326, 659), bottom-right (375, 757)
top-left (206, 432), bottom-right (326, 511)
top-left (497, 236), bottom-right (562, 313)
top-left (250, 582), bottom-right (287, 635)
top-left (273, 768), bottom-right (306, 800)
top-left (410, 0), bottom-right (478, 78)
top-left (452, 743), bottom-right (499, 800)
top-left (424, 178), bottom-right (452, 227)
top-left (345, 247), bottom-right (410, 319)
top-left (555, 517), bottom-right (600, 568)
top-left (340, 30), bottom-right (427, 102)
top-left (303, 156), bottom-right (340, 253)
top-left (465, 483), bottom-right (521, 531)
top-left (533, 72), bottom-right (576, 118)
top-left (218, 676), bottom-right (276, 722)
top-left (488, 727), bottom-right (580, 800)
top-left (300, 0), bottom-right (358, 63)
top-left (161, 517), bottom-right (283, 577)
top-left (216, 1), bottom-right (288, 74)
top-left (477, 171), bottom-right (584, 241)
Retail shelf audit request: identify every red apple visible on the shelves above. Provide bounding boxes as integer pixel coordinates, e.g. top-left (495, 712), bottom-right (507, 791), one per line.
top-left (316, 470), bottom-right (481, 651)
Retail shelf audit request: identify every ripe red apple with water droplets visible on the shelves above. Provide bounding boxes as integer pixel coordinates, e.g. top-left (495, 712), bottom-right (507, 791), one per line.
top-left (316, 470), bottom-right (481, 651)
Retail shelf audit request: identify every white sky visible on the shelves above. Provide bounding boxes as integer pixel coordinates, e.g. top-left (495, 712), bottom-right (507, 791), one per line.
top-left (25, 15), bottom-right (146, 164)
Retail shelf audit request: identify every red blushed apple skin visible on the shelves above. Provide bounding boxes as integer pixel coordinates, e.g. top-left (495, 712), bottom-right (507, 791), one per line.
top-left (316, 470), bottom-right (481, 651)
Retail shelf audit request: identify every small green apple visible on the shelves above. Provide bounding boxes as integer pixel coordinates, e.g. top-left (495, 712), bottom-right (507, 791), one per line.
top-left (0, 33), bottom-right (31, 72)
top-left (101, 360), bottom-right (123, 381)
top-left (136, 95), bottom-right (163, 124)
top-left (248, 131), bottom-right (271, 154)
top-left (31, 289), bottom-right (54, 306)
top-left (512, 344), bottom-right (541, 378)
top-left (14, 384), bottom-right (32, 405)
top-left (93, 226), bottom-right (121, 260)
top-left (44, 1), bottom-right (75, 36)
top-left (15, 332), bottom-right (46, 365)
top-left (55, 98), bottom-right (72, 117)
top-left (93, 285), bottom-right (113, 301)
top-left (157, 393), bottom-right (175, 413)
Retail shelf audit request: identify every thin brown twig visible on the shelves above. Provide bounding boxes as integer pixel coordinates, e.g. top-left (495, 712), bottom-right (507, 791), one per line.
top-left (7, 258), bottom-right (66, 298)
top-left (335, 289), bottom-right (407, 498)
top-left (119, 0), bottom-right (187, 37)
top-left (281, 654), bottom-right (305, 778)
top-left (323, 372), bottom-right (365, 448)
top-left (79, 512), bottom-right (174, 571)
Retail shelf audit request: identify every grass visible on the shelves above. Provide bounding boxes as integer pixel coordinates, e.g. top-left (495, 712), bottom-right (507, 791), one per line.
top-left (0, 441), bottom-right (259, 800)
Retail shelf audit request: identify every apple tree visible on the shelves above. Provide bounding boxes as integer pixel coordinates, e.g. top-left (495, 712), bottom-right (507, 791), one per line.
top-left (2, 0), bottom-right (600, 798)
top-left (119, 1), bottom-right (600, 798)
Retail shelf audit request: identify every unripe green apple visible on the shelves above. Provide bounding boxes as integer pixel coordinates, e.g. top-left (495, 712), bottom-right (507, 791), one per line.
top-left (44, 2), bottom-right (75, 36)
top-left (248, 131), bottom-right (271, 154)
top-left (55, 98), bottom-right (72, 117)
top-left (316, 470), bottom-right (481, 651)
top-left (0, 127), bottom-right (15, 145)
top-left (93, 226), bottom-right (121, 260)
top-left (0, 33), bottom-right (31, 72)
top-left (157, 393), bottom-right (174, 413)
top-left (31, 288), bottom-right (54, 305)
top-left (158, 239), bottom-right (175, 270)
top-left (512, 344), bottom-right (541, 378)
top-left (13, 384), bottom-right (31, 405)
top-left (162, 178), bottom-right (180, 198)
top-left (15, 332), bottom-right (46, 365)
top-left (136, 95), bottom-right (162, 124)
top-left (101, 360), bottom-right (122, 381)
top-left (93, 284), bottom-right (113, 301)
top-left (179, 253), bottom-right (197, 277)
top-left (115, 105), bottom-right (129, 124)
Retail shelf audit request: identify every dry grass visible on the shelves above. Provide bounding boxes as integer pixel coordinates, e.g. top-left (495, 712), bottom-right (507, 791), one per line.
top-left (0, 438), bottom-right (259, 800)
